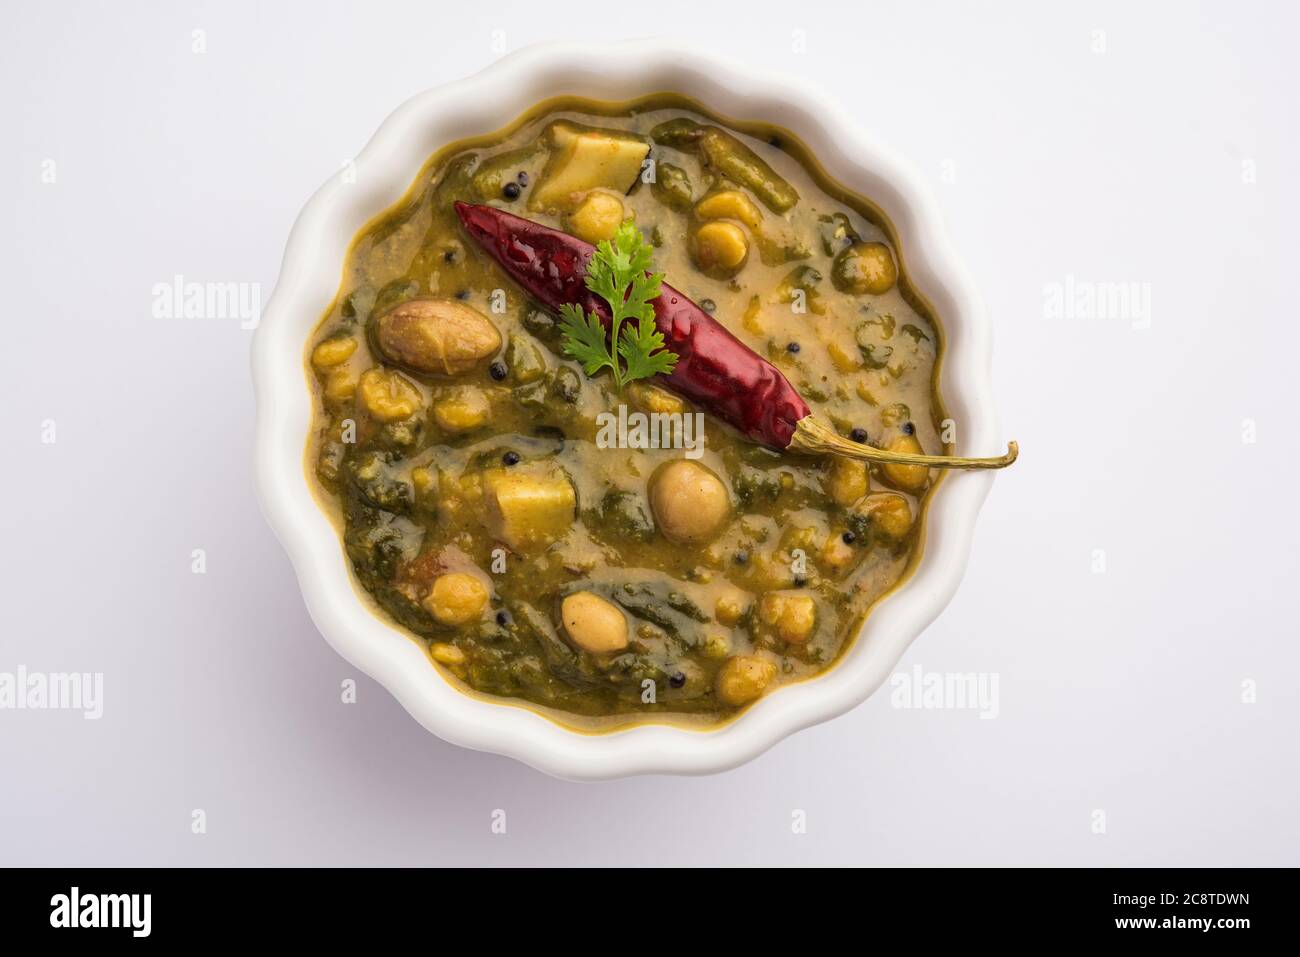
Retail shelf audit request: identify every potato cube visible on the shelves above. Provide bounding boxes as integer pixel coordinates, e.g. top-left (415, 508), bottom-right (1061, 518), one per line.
top-left (530, 129), bottom-right (650, 212)
top-left (482, 469), bottom-right (576, 551)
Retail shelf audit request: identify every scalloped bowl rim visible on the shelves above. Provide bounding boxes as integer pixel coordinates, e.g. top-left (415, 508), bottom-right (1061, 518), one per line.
top-left (251, 39), bottom-right (1000, 781)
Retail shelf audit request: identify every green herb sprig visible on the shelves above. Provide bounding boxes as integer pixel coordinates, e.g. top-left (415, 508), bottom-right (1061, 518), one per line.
top-left (558, 221), bottom-right (678, 390)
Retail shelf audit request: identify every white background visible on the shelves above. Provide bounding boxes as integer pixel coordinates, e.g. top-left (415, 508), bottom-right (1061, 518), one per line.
top-left (2, 0), bottom-right (1296, 866)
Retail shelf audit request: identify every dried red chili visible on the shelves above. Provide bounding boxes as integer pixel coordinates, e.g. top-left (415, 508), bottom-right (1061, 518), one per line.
top-left (454, 201), bottom-right (1016, 471)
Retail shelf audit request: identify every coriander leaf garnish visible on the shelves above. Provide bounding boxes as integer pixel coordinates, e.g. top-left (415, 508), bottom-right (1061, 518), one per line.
top-left (559, 220), bottom-right (678, 390)
top-left (557, 304), bottom-right (615, 378)
top-left (617, 312), bottom-right (677, 381)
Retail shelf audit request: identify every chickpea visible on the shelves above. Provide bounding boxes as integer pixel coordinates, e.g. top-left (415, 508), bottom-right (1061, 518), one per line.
top-left (824, 457), bottom-right (869, 507)
top-left (831, 241), bottom-right (897, 295)
top-left (411, 466), bottom-right (438, 514)
top-left (627, 381), bottom-right (686, 416)
top-left (759, 592), bottom-right (817, 644)
top-left (694, 189), bottom-right (764, 231)
top-left (691, 221), bottom-right (748, 277)
top-left (716, 655), bottom-right (777, 707)
top-left (356, 367), bottom-right (422, 422)
top-left (429, 642), bottom-right (466, 666)
top-left (714, 589), bottom-right (749, 627)
top-left (311, 336), bottom-right (357, 370)
top-left (857, 493), bottom-right (913, 542)
top-left (566, 190), bottom-right (627, 244)
top-left (411, 466), bottom-right (436, 499)
top-left (700, 628), bottom-right (732, 659)
top-left (323, 369), bottom-right (357, 405)
top-left (423, 572), bottom-right (489, 627)
top-left (560, 591), bottom-right (629, 654)
top-left (432, 388), bottom-right (490, 433)
top-left (819, 534), bottom-right (857, 575)
top-left (879, 433), bottom-right (930, 492)
top-left (744, 553), bottom-right (797, 591)
top-left (649, 460), bottom-right (731, 545)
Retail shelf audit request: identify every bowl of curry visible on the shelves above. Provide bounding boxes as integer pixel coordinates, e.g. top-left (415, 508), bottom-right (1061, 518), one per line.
top-left (253, 40), bottom-right (1014, 779)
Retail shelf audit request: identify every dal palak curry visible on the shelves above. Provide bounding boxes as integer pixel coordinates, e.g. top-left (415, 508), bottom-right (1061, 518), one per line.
top-left (304, 96), bottom-right (1016, 727)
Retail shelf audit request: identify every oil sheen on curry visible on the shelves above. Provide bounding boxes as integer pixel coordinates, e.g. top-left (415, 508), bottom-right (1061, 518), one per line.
top-left (305, 96), bottom-right (950, 727)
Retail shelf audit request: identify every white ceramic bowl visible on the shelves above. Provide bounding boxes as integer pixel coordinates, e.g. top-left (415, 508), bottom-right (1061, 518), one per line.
top-left (252, 39), bottom-right (1002, 780)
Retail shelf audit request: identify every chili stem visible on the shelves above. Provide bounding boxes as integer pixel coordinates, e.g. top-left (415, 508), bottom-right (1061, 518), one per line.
top-left (791, 417), bottom-right (1019, 470)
